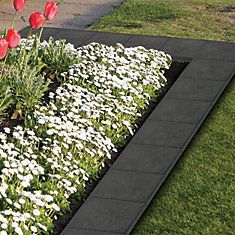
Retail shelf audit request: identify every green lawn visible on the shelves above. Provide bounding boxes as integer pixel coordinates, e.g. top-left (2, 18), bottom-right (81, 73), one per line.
top-left (93, 0), bottom-right (235, 234)
top-left (94, 0), bottom-right (235, 42)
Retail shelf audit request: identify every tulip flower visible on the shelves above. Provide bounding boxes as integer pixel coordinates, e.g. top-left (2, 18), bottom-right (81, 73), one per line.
top-left (6, 29), bottom-right (21, 49)
top-left (13, 0), bottom-right (27, 11)
top-left (29, 12), bottom-right (46, 29)
top-left (44, 1), bottom-right (59, 20)
top-left (0, 38), bottom-right (9, 59)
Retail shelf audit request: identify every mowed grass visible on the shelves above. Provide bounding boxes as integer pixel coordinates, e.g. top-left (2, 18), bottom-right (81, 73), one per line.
top-left (93, 0), bottom-right (235, 234)
top-left (93, 0), bottom-right (235, 42)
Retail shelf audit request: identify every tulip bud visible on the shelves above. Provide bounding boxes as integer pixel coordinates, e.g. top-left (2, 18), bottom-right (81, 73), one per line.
top-left (29, 12), bottom-right (46, 29)
top-left (6, 29), bottom-right (21, 49)
top-left (44, 1), bottom-right (59, 20)
top-left (13, 0), bottom-right (27, 12)
top-left (0, 38), bottom-right (9, 59)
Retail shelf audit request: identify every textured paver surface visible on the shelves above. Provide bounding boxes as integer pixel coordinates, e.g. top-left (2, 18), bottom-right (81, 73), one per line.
top-left (0, 0), bottom-right (123, 31)
top-left (20, 28), bottom-right (235, 235)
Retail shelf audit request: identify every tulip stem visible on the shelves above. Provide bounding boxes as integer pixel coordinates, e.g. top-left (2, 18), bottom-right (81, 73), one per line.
top-left (10, 11), bottom-right (17, 29)
top-left (21, 28), bottom-right (32, 69)
top-left (32, 22), bottom-right (46, 67)
top-left (38, 21), bottom-right (46, 43)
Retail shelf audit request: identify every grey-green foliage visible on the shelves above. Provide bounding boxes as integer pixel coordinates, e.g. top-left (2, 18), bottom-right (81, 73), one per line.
top-left (0, 79), bottom-right (12, 118)
top-left (8, 64), bottom-right (49, 116)
top-left (0, 34), bottom-right (80, 119)
top-left (40, 37), bottom-right (79, 79)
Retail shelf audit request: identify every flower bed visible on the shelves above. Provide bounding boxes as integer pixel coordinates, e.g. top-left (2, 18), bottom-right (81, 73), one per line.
top-left (0, 37), bottom-right (172, 235)
top-left (0, 1), bottom-right (171, 234)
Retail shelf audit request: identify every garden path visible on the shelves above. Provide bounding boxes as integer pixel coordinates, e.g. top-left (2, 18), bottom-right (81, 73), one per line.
top-left (0, 0), bottom-right (123, 31)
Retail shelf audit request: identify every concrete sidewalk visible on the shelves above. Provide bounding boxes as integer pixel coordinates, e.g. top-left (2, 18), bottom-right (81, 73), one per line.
top-left (0, 0), bottom-right (123, 31)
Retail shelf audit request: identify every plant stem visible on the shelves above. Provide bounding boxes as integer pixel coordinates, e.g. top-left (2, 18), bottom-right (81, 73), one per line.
top-left (10, 11), bottom-right (17, 28)
top-left (21, 28), bottom-right (32, 69)
top-left (32, 22), bottom-right (46, 68)
top-left (38, 21), bottom-right (46, 43)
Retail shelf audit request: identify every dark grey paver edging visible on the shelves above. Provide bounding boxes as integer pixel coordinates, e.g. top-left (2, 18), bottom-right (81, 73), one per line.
top-left (57, 31), bottom-right (234, 235)
top-left (20, 28), bottom-right (235, 235)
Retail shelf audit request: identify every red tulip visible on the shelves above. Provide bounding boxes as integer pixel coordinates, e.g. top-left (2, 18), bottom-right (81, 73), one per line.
top-left (29, 12), bottom-right (46, 29)
top-left (13, 0), bottom-right (27, 11)
top-left (44, 1), bottom-right (59, 20)
top-left (0, 38), bottom-right (9, 59)
top-left (6, 29), bottom-right (21, 49)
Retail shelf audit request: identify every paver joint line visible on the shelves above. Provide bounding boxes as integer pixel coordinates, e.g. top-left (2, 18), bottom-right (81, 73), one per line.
top-left (63, 227), bottom-right (127, 235)
top-left (90, 196), bottom-right (158, 204)
top-left (106, 167), bottom-right (165, 175)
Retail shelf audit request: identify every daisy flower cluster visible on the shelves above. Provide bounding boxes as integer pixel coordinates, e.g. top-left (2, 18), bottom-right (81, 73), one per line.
top-left (0, 40), bottom-right (171, 234)
top-left (62, 43), bottom-right (171, 145)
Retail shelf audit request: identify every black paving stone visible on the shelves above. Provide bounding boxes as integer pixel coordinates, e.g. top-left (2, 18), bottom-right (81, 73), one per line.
top-left (91, 169), bottom-right (163, 202)
top-left (196, 41), bottom-right (235, 61)
top-left (165, 77), bottom-right (225, 101)
top-left (181, 59), bottom-right (235, 80)
top-left (149, 98), bottom-right (211, 124)
top-left (132, 120), bottom-right (196, 148)
top-left (125, 35), bottom-right (168, 49)
top-left (19, 27), bottom-right (31, 38)
top-left (82, 31), bottom-right (132, 46)
top-left (112, 144), bottom-right (180, 174)
top-left (66, 198), bottom-right (144, 233)
top-left (61, 228), bottom-right (122, 235)
top-left (160, 38), bottom-right (206, 60)
top-left (52, 29), bottom-right (95, 47)
top-left (20, 27), bottom-right (62, 41)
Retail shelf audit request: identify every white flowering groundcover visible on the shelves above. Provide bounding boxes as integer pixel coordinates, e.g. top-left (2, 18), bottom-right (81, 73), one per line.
top-left (0, 39), bottom-right (171, 235)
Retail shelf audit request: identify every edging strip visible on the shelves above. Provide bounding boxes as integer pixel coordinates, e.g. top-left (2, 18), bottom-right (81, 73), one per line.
top-left (22, 28), bottom-right (234, 235)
